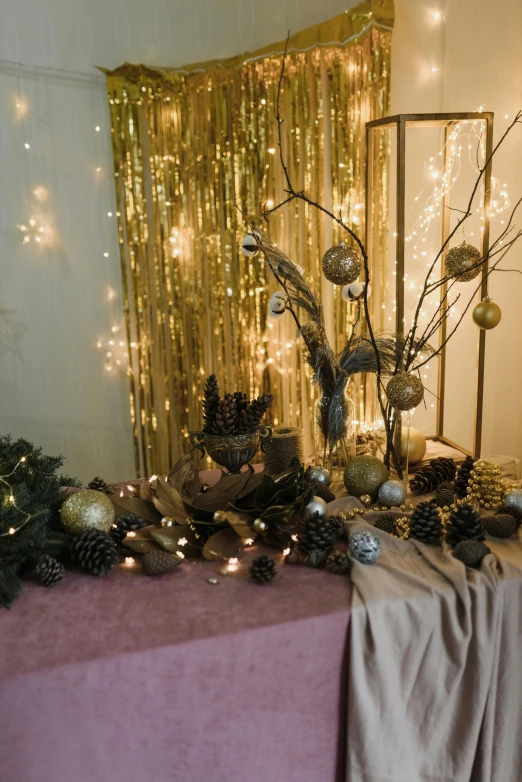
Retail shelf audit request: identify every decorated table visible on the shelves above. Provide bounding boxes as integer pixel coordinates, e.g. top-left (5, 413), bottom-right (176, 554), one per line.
top-left (2, 456), bottom-right (522, 782)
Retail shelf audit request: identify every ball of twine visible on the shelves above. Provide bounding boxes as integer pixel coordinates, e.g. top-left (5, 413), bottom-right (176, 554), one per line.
top-left (263, 427), bottom-right (304, 475)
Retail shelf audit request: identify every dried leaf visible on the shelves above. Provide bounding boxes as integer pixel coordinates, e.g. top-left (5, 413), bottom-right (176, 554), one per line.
top-left (203, 528), bottom-right (245, 560)
top-left (255, 473), bottom-right (278, 506)
top-left (150, 527), bottom-right (201, 557)
top-left (140, 482), bottom-right (154, 502)
top-left (236, 469), bottom-right (264, 499)
top-left (226, 510), bottom-right (254, 540)
top-left (111, 497), bottom-right (162, 525)
top-left (123, 538), bottom-right (156, 554)
top-left (167, 453), bottom-right (200, 501)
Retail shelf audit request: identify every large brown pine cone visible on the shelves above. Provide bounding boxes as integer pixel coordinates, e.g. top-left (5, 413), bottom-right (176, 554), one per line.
top-left (211, 394), bottom-right (238, 435)
top-left (409, 457), bottom-right (457, 494)
top-left (202, 374), bottom-right (220, 433)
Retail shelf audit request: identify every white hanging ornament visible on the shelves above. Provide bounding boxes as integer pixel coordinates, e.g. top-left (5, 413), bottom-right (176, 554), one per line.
top-left (241, 232), bottom-right (260, 257)
top-left (342, 281), bottom-right (370, 301)
top-left (268, 291), bottom-right (287, 317)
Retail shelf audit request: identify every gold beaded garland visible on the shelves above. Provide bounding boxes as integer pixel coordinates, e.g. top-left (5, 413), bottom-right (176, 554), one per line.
top-left (464, 459), bottom-right (506, 508)
top-left (444, 242), bottom-right (482, 282)
top-left (386, 372), bottom-right (424, 411)
top-left (60, 490), bottom-right (115, 535)
top-left (321, 244), bottom-right (362, 285)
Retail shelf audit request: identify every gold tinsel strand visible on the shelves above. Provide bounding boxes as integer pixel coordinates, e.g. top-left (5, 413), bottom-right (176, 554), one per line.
top-left (104, 3), bottom-right (393, 476)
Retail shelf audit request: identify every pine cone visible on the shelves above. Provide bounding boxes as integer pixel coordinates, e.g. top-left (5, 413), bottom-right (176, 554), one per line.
top-left (485, 513), bottom-right (517, 539)
top-left (36, 555), bottom-right (64, 587)
top-left (298, 514), bottom-right (339, 553)
top-left (328, 514), bottom-right (347, 540)
top-left (326, 551), bottom-right (351, 574)
top-left (249, 555), bottom-right (277, 584)
top-left (499, 505), bottom-right (522, 525)
top-left (238, 394), bottom-right (273, 433)
top-left (315, 485), bottom-right (336, 503)
top-left (434, 482), bottom-right (456, 509)
top-left (141, 550), bottom-right (181, 576)
top-left (374, 515), bottom-right (397, 536)
top-left (445, 503), bottom-right (485, 548)
top-left (409, 501), bottom-right (443, 544)
top-left (454, 455), bottom-right (475, 498)
top-left (70, 529), bottom-right (119, 575)
top-left (305, 549), bottom-right (328, 568)
top-left (211, 394), bottom-right (238, 435)
top-left (202, 374), bottom-right (220, 433)
top-left (112, 513), bottom-right (148, 545)
top-left (87, 476), bottom-right (114, 495)
top-left (409, 457), bottom-right (457, 494)
top-left (453, 539), bottom-right (491, 568)
top-left (233, 392), bottom-right (248, 412)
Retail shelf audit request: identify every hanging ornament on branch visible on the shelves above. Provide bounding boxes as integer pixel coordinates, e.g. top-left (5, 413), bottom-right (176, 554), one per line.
top-left (241, 232), bottom-right (260, 257)
top-left (386, 372), bottom-right (424, 411)
top-left (472, 297), bottom-right (502, 330)
top-left (268, 291), bottom-right (287, 317)
top-left (444, 242), bottom-right (482, 282)
top-left (321, 244), bottom-right (362, 285)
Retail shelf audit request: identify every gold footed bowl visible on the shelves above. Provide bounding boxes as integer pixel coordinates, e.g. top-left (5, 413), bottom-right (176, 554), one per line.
top-left (190, 427), bottom-right (272, 473)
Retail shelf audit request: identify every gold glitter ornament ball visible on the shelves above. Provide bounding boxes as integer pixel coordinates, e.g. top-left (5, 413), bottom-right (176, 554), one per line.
top-left (445, 242), bottom-right (482, 282)
top-left (472, 297), bottom-right (502, 330)
top-left (386, 372), bottom-right (424, 411)
top-left (343, 455), bottom-right (389, 500)
top-left (321, 244), bottom-right (362, 285)
top-left (60, 490), bottom-right (115, 535)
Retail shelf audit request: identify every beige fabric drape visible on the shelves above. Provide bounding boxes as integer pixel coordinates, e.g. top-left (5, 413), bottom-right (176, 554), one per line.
top-left (328, 494), bottom-right (522, 782)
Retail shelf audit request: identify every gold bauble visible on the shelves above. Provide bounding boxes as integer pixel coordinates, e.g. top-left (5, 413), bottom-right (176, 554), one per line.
top-left (444, 242), bottom-right (482, 282)
top-left (343, 455), bottom-right (389, 500)
top-left (472, 297), bottom-right (502, 330)
top-left (401, 426), bottom-right (427, 465)
top-left (386, 372), bottom-right (424, 411)
top-left (321, 244), bottom-right (362, 285)
top-left (60, 489), bottom-right (115, 535)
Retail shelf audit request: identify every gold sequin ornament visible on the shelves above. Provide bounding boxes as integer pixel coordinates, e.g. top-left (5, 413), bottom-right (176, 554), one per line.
top-left (343, 455), bottom-right (389, 500)
top-left (465, 459), bottom-right (506, 509)
top-left (386, 372), bottom-right (424, 411)
top-left (445, 242), bottom-right (482, 282)
top-left (472, 297), bottom-right (502, 330)
top-left (60, 490), bottom-right (115, 535)
top-left (321, 244), bottom-right (362, 285)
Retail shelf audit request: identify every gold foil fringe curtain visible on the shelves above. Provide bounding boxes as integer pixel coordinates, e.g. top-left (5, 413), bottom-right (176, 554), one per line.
top-left (104, 1), bottom-right (393, 477)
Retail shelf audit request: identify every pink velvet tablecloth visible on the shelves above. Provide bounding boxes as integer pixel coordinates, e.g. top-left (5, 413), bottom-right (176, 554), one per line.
top-left (0, 531), bottom-right (352, 782)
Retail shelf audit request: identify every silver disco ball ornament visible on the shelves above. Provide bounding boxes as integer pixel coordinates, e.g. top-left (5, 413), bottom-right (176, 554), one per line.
top-left (503, 488), bottom-right (522, 517)
top-left (348, 530), bottom-right (382, 564)
top-left (305, 465), bottom-right (332, 488)
top-left (378, 479), bottom-right (407, 508)
top-left (302, 496), bottom-right (328, 522)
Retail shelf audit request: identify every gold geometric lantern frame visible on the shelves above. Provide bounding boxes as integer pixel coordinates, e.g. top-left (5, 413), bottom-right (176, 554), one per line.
top-left (365, 112), bottom-right (494, 458)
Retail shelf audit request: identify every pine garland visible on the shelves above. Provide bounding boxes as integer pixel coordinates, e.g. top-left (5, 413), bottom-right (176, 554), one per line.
top-left (0, 435), bottom-right (80, 607)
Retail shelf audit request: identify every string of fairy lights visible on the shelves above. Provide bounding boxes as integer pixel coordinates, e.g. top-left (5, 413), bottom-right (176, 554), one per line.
top-left (0, 454), bottom-right (36, 538)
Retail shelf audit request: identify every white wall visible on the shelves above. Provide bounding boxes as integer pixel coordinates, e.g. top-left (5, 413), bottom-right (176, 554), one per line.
top-left (392, 0), bottom-right (522, 461)
top-left (1, 0), bottom-right (521, 482)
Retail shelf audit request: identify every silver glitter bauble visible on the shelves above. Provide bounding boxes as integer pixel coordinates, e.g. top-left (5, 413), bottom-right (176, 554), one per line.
top-left (445, 242), bottom-right (482, 282)
top-left (343, 455), bottom-right (389, 499)
top-left (348, 531), bottom-right (382, 564)
top-left (386, 372), bottom-right (424, 411)
top-left (306, 465), bottom-right (332, 488)
top-left (60, 490), bottom-right (115, 535)
top-left (341, 281), bottom-right (370, 301)
top-left (321, 244), bottom-right (362, 285)
top-left (503, 489), bottom-right (522, 516)
top-left (241, 232), bottom-right (259, 257)
top-left (268, 291), bottom-right (287, 317)
top-left (378, 479), bottom-right (407, 508)
top-left (302, 496), bottom-right (328, 522)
